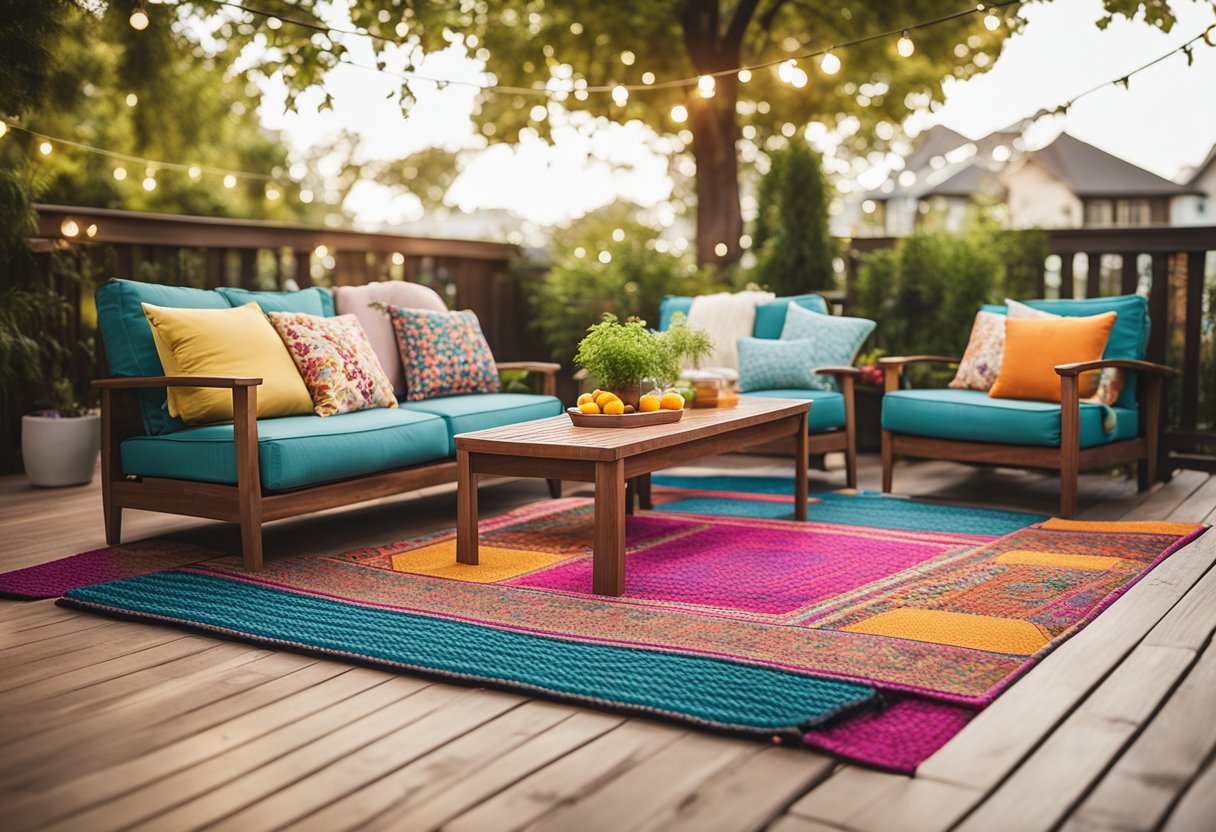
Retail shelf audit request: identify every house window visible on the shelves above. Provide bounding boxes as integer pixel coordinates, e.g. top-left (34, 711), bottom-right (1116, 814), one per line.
top-left (1084, 200), bottom-right (1113, 227)
top-left (1115, 199), bottom-right (1150, 226)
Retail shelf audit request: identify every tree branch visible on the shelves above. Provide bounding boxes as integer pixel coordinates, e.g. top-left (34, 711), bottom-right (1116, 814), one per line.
top-left (724, 0), bottom-right (763, 52)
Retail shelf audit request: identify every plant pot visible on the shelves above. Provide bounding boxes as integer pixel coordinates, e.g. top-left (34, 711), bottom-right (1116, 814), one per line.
top-left (21, 413), bottom-right (101, 487)
top-left (608, 382), bottom-right (644, 410)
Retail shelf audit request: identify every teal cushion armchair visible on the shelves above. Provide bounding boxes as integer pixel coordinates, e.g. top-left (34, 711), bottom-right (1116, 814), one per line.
top-left (879, 294), bottom-right (1174, 517)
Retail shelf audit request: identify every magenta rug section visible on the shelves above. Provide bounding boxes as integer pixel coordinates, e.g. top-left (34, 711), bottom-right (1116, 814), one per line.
top-left (0, 541), bottom-right (217, 599)
top-left (804, 696), bottom-right (976, 772)
top-left (506, 514), bottom-right (974, 615)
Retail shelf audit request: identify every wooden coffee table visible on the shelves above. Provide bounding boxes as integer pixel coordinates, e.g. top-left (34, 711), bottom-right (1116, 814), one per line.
top-left (454, 397), bottom-right (812, 596)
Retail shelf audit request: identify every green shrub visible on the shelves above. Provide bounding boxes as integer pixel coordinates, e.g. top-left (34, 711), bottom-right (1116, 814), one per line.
top-left (528, 209), bottom-right (726, 363)
top-left (750, 140), bottom-right (835, 295)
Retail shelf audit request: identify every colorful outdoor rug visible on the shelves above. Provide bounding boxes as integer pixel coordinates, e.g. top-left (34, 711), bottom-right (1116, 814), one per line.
top-left (0, 540), bottom-right (218, 600)
top-left (54, 489), bottom-right (1206, 773)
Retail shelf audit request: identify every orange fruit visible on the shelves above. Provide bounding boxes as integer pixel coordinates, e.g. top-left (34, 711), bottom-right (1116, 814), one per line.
top-left (638, 394), bottom-right (661, 413)
top-left (576, 393), bottom-right (594, 406)
top-left (602, 400), bottom-right (625, 415)
top-left (660, 392), bottom-right (685, 411)
top-left (591, 389), bottom-right (606, 399)
top-left (594, 392), bottom-right (620, 409)
top-left (578, 401), bottom-right (601, 415)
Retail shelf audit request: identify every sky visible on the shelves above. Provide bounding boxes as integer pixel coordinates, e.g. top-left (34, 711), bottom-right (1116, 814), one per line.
top-left (256, 0), bottom-right (1216, 233)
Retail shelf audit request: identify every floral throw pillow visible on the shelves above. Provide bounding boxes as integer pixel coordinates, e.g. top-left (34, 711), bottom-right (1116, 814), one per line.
top-left (948, 311), bottom-right (1008, 391)
top-left (387, 306), bottom-right (500, 401)
top-left (268, 312), bottom-right (397, 417)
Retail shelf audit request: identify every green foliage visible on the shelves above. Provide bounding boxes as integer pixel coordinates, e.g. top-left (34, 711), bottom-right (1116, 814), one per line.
top-left (654, 313), bottom-right (714, 388)
top-left (851, 221), bottom-right (1055, 386)
top-left (527, 206), bottom-right (727, 362)
top-left (574, 315), bottom-right (663, 389)
top-left (750, 140), bottom-right (835, 294)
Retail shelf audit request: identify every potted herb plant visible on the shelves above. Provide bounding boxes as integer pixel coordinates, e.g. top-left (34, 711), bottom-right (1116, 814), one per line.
top-left (22, 378), bottom-right (100, 487)
top-left (574, 315), bottom-right (661, 408)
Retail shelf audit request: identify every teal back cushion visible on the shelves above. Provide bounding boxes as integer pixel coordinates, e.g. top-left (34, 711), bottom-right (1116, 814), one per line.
top-left (981, 294), bottom-right (1149, 408)
top-left (658, 293), bottom-right (829, 336)
top-left (215, 287), bottom-right (335, 317)
top-left (95, 279), bottom-right (229, 435)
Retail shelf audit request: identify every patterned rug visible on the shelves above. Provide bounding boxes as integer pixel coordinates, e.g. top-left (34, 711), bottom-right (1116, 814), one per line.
top-left (0, 540), bottom-right (218, 600)
top-left (55, 488), bottom-right (1206, 773)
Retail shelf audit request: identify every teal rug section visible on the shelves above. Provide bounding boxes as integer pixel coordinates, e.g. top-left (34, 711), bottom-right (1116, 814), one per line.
top-left (650, 475), bottom-right (1046, 536)
top-left (62, 570), bottom-right (875, 734)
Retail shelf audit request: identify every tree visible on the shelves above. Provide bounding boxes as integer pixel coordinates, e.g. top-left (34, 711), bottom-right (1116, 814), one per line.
top-left (750, 139), bottom-right (833, 294)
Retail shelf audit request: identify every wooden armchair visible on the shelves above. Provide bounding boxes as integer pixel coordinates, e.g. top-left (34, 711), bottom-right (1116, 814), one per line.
top-left (879, 356), bottom-right (1174, 517)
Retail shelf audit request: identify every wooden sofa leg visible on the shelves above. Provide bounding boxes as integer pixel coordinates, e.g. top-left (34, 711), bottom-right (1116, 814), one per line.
top-left (844, 437), bottom-right (858, 490)
top-left (240, 519), bottom-right (264, 572)
top-left (232, 385), bottom-right (264, 571)
top-left (103, 503), bottom-right (122, 546)
top-left (1060, 375), bottom-right (1080, 519)
top-left (881, 430), bottom-right (895, 493)
top-left (546, 478), bottom-right (562, 499)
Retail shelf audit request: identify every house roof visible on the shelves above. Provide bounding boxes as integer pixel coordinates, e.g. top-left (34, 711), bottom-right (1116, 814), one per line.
top-left (1030, 133), bottom-right (1201, 197)
top-left (902, 125), bottom-right (970, 173)
top-left (920, 164), bottom-right (1007, 199)
top-left (1186, 143), bottom-right (1216, 186)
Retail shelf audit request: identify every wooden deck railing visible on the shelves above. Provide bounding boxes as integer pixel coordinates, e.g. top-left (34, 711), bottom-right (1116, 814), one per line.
top-left (847, 225), bottom-right (1216, 474)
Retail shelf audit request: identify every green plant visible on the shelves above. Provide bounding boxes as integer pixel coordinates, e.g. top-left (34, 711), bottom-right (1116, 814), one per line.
top-left (654, 313), bottom-right (714, 388)
top-left (750, 139), bottom-right (836, 295)
top-left (573, 315), bottom-right (663, 389)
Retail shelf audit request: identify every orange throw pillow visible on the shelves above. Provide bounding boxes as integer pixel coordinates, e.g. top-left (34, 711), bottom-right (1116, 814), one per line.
top-left (989, 312), bottom-right (1116, 403)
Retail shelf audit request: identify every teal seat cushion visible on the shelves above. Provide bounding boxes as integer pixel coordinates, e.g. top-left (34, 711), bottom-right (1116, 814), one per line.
top-left (882, 389), bottom-right (1138, 449)
top-left (216, 287), bottom-right (335, 316)
top-left (398, 393), bottom-right (564, 454)
top-left (121, 408), bottom-right (449, 492)
top-left (95, 279), bottom-right (230, 436)
top-left (742, 389), bottom-right (846, 433)
top-left (658, 293), bottom-right (829, 336)
top-left (980, 294), bottom-right (1148, 408)
top-left (752, 294), bottom-right (831, 339)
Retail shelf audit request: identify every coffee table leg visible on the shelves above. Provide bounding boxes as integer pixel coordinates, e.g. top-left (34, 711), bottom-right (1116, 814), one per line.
top-left (795, 411), bottom-right (809, 521)
top-left (456, 449), bottom-right (479, 564)
top-left (638, 473), bottom-right (653, 510)
top-left (593, 459), bottom-right (626, 596)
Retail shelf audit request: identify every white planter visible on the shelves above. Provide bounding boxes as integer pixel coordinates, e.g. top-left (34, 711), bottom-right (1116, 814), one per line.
top-left (21, 413), bottom-right (101, 487)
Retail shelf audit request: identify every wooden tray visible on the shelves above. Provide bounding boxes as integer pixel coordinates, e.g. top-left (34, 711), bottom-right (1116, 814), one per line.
top-left (566, 407), bottom-right (684, 428)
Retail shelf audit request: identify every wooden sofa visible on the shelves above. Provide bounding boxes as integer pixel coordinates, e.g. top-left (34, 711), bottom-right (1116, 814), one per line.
top-left (94, 279), bottom-right (561, 571)
top-left (879, 294), bottom-right (1174, 517)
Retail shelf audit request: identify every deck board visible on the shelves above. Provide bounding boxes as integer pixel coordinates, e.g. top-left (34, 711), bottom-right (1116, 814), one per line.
top-left (0, 456), bottom-right (1211, 831)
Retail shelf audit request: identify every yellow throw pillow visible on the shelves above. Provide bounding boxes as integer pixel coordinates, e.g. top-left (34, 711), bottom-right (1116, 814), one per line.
top-left (142, 302), bottom-right (314, 425)
top-left (989, 312), bottom-right (1116, 403)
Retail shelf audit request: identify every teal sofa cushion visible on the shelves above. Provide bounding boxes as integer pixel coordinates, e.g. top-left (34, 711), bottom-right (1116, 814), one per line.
top-left (979, 294), bottom-right (1147, 408)
top-left (752, 294), bottom-right (831, 339)
top-left (216, 286), bottom-right (335, 317)
top-left (121, 408), bottom-right (449, 491)
top-left (398, 393), bottom-right (563, 454)
top-left (742, 389), bottom-right (846, 433)
top-left (95, 279), bottom-right (230, 436)
top-left (657, 293), bottom-right (829, 335)
top-left (882, 389), bottom-right (1138, 449)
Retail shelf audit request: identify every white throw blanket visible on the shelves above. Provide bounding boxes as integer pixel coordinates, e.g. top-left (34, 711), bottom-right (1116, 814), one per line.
top-left (686, 290), bottom-right (775, 372)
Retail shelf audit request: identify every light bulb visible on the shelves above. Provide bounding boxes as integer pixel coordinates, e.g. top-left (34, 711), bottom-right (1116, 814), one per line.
top-left (697, 75), bottom-right (715, 98)
top-left (821, 51), bottom-right (840, 75)
top-left (897, 32), bottom-right (915, 57)
top-left (391, 252), bottom-right (405, 266)
top-left (984, 14), bottom-right (1001, 31)
top-left (641, 71), bottom-right (655, 85)
top-left (187, 165), bottom-right (201, 180)
top-left (113, 166), bottom-right (127, 181)
top-left (223, 174), bottom-right (237, 189)
top-left (714, 243), bottom-right (728, 257)
top-left (38, 141), bottom-right (52, 155)
top-left (61, 219), bottom-right (80, 237)
top-left (129, 1), bottom-right (149, 31)
top-left (265, 186), bottom-right (281, 200)
top-left (125, 93), bottom-right (138, 107)
top-left (670, 104), bottom-right (688, 123)
top-left (142, 174), bottom-right (157, 191)
top-left (611, 85), bottom-right (628, 105)
top-left (86, 224), bottom-right (98, 238)
top-left (738, 68), bottom-right (752, 83)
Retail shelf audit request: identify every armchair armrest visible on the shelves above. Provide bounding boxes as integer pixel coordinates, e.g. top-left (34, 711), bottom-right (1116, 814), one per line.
top-left (1054, 359), bottom-right (1176, 378)
top-left (93, 376), bottom-right (263, 389)
top-left (495, 362), bottom-right (561, 397)
top-left (877, 356), bottom-right (960, 393)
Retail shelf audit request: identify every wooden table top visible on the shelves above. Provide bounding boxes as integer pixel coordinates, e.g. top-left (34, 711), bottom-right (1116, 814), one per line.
top-left (454, 396), bottom-right (811, 462)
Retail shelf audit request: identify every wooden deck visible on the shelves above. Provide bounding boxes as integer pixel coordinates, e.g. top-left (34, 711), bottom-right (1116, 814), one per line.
top-left (1, 455), bottom-right (1213, 832)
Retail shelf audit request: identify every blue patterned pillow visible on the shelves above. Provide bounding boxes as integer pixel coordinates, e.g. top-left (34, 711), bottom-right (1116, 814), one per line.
top-left (758, 304), bottom-right (876, 392)
top-left (737, 338), bottom-right (823, 392)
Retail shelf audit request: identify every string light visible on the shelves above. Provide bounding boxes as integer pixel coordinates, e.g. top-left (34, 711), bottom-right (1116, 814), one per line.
top-left (223, 174), bottom-right (237, 188)
top-left (86, 224), bottom-right (98, 238)
top-left (129, 1), bottom-right (149, 31)
top-left (738, 69), bottom-right (752, 83)
top-left (820, 50), bottom-right (841, 75)
top-left (897, 31), bottom-right (915, 57)
top-left (113, 166), bottom-right (127, 181)
top-left (142, 169), bottom-right (157, 191)
top-left (697, 75), bottom-right (716, 98)
top-left (984, 14), bottom-right (1002, 31)
top-left (125, 93), bottom-right (138, 107)
top-left (188, 165), bottom-right (202, 179)
top-left (670, 104), bottom-right (688, 123)
top-left (611, 85), bottom-right (628, 105)
top-left (60, 219), bottom-right (80, 237)
top-left (38, 141), bottom-right (52, 155)
top-left (641, 72), bottom-right (656, 85)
